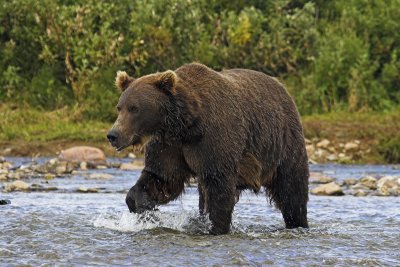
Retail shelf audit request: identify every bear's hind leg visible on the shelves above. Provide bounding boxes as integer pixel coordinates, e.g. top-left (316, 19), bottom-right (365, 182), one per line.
top-left (267, 163), bottom-right (309, 229)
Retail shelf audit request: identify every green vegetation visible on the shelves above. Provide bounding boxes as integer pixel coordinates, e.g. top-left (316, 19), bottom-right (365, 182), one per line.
top-left (0, 105), bottom-right (108, 142)
top-left (0, 0), bottom-right (399, 162)
top-left (1, 0), bottom-right (399, 117)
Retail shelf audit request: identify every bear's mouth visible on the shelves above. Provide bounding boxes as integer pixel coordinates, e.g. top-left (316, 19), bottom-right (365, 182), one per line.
top-left (116, 135), bottom-right (151, 153)
top-left (131, 135), bottom-right (151, 153)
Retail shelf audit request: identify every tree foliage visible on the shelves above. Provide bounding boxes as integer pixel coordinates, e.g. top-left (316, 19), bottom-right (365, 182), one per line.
top-left (0, 0), bottom-right (399, 119)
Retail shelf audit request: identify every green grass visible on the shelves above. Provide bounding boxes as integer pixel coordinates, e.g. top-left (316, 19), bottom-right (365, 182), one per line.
top-left (1, 103), bottom-right (399, 163)
top-left (0, 104), bottom-right (110, 142)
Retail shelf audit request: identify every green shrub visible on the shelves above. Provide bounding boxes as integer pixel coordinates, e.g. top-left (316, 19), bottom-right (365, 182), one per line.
top-left (379, 136), bottom-right (400, 164)
top-left (0, 0), bottom-right (399, 116)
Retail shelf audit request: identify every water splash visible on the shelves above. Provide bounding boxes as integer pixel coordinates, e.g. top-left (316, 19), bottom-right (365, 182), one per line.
top-left (93, 209), bottom-right (211, 234)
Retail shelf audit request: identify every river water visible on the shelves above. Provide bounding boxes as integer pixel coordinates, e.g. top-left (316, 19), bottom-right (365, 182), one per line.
top-left (1, 160), bottom-right (399, 266)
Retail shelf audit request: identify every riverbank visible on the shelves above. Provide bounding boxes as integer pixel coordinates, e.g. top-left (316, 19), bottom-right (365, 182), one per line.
top-left (1, 105), bottom-right (399, 164)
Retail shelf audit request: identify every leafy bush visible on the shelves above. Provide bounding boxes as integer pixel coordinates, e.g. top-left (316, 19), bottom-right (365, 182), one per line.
top-left (379, 136), bottom-right (400, 164)
top-left (0, 0), bottom-right (399, 118)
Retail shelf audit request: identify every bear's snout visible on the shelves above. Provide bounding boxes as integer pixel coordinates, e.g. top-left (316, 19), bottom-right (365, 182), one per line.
top-left (107, 129), bottom-right (119, 146)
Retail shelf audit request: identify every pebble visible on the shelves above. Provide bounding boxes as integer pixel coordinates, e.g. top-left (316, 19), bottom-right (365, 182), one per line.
top-left (86, 173), bottom-right (113, 180)
top-left (327, 154), bottom-right (338, 161)
top-left (120, 161), bottom-right (144, 171)
top-left (96, 165), bottom-right (108, 170)
top-left (316, 139), bottom-right (330, 149)
top-left (344, 142), bottom-right (359, 150)
top-left (80, 161), bottom-right (88, 170)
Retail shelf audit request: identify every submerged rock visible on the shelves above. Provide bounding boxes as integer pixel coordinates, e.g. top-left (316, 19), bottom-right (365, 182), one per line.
top-left (29, 184), bottom-right (58, 192)
top-left (311, 182), bottom-right (344, 196)
top-left (77, 187), bottom-right (100, 193)
top-left (352, 190), bottom-right (368, 197)
top-left (0, 199), bottom-right (11, 205)
top-left (58, 146), bottom-right (106, 166)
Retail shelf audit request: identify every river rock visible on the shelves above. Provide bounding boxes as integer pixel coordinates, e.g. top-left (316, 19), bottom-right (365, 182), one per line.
top-left (0, 161), bottom-right (13, 169)
top-left (86, 173), bottom-right (113, 180)
top-left (388, 187), bottom-right (400, 196)
top-left (58, 146), bottom-right (106, 166)
top-left (120, 161), bottom-right (144, 170)
top-left (309, 172), bottom-right (335, 184)
top-left (6, 172), bottom-right (21, 180)
top-left (375, 186), bottom-right (391, 196)
top-left (3, 180), bottom-right (30, 192)
top-left (42, 159), bottom-right (76, 175)
top-left (377, 176), bottom-right (397, 189)
top-left (310, 182), bottom-right (344, 196)
top-left (343, 178), bottom-right (357, 186)
top-left (0, 174), bottom-right (7, 180)
top-left (0, 156), bottom-right (5, 163)
top-left (357, 176), bottom-right (377, 190)
top-left (316, 139), bottom-right (330, 149)
top-left (351, 184), bottom-right (371, 190)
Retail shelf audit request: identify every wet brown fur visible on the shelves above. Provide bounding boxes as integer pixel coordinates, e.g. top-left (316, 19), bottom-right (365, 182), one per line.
top-left (115, 63), bottom-right (309, 234)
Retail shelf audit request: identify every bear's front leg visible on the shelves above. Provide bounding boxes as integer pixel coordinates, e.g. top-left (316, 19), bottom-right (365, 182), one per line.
top-left (202, 176), bottom-right (236, 235)
top-left (126, 170), bottom-right (186, 213)
top-left (126, 171), bottom-right (157, 213)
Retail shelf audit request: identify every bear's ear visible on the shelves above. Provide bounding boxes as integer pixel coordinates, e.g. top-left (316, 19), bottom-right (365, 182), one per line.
top-left (115, 71), bottom-right (135, 92)
top-left (154, 70), bottom-right (177, 93)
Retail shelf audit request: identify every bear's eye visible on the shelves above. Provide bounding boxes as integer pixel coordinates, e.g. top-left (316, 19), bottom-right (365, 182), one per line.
top-left (128, 105), bottom-right (139, 113)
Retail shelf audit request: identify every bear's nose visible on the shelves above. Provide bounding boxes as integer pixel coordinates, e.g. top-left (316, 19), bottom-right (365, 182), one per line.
top-left (107, 130), bottom-right (118, 144)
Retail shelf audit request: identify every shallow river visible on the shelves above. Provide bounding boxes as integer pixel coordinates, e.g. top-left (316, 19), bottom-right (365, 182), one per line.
top-left (1, 160), bottom-right (400, 266)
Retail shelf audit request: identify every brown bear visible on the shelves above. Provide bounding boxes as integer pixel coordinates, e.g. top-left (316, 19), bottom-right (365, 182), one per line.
top-left (107, 63), bottom-right (309, 234)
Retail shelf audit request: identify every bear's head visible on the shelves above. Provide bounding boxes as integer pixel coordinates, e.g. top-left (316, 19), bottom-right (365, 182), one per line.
top-left (107, 70), bottom-right (177, 152)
